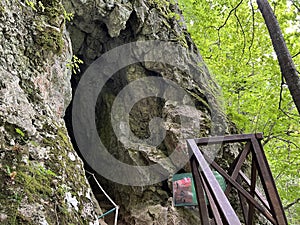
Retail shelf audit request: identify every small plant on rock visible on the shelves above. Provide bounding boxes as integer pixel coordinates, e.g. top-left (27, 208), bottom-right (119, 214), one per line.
top-left (67, 55), bottom-right (84, 74)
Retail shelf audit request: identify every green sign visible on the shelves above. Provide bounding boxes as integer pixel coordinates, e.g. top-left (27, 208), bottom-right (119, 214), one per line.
top-left (172, 173), bottom-right (198, 206)
top-left (172, 171), bottom-right (226, 207)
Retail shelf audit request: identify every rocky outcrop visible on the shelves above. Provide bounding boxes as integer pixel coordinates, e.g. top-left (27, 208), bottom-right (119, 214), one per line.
top-left (0, 0), bottom-right (239, 224)
top-left (0, 0), bottom-right (101, 224)
top-left (63, 0), bottom-right (238, 224)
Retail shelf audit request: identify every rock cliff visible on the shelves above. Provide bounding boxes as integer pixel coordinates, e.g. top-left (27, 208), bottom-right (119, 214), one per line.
top-left (0, 0), bottom-right (237, 224)
top-left (0, 0), bottom-right (101, 224)
top-left (63, 0), bottom-right (236, 224)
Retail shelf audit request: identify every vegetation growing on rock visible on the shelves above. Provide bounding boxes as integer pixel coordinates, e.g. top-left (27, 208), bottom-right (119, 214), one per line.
top-left (0, 0), bottom-right (101, 224)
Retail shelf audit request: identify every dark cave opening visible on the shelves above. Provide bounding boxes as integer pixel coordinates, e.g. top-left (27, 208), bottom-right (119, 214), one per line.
top-left (63, 54), bottom-right (172, 221)
top-left (61, 7), bottom-right (206, 223)
top-left (63, 58), bottom-right (119, 222)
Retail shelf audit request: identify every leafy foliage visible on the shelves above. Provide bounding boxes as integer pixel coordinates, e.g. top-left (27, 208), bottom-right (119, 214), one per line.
top-left (67, 55), bottom-right (84, 74)
top-left (178, 0), bottom-right (300, 223)
top-left (15, 128), bottom-right (25, 137)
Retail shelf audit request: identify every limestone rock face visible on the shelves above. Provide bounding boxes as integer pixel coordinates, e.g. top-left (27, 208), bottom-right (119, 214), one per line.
top-left (0, 0), bottom-right (238, 224)
top-left (63, 0), bottom-right (238, 224)
top-left (0, 0), bottom-right (101, 224)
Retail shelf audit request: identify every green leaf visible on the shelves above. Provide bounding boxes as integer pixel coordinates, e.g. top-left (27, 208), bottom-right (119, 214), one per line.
top-left (15, 128), bottom-right (25, 137)
top-left (178, 0), bottom-right (300, 222)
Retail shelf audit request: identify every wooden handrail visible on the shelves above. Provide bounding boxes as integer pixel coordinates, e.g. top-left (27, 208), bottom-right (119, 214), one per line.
top-left (187, 133), bottom-right (288, 225)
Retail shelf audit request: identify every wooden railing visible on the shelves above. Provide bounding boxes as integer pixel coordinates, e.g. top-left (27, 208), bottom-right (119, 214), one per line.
top-left (186, 133), bottom-right (288, 225)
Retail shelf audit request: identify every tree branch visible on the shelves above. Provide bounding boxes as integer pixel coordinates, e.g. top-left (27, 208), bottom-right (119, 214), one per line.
top-left (257, 0), bottom-right (300, 114)
top-left (217, 0), bottom-right (244, 46)
top-left (284, 198), bottom-right (300, 210)
top-left (247, 0), bottom-right (255, 64)
top-left (218, 0), bottom-right (244, 30)
top-left (291, 0), bottom-right (300, 13)
top-left (278, 75), bottom-right (285, 110)
top-left (273, 136), bottom-right (300, 150)
top-left (234, 10), bottom-right (246, 61)
top-left (292, 51), bottom-right (300, 58)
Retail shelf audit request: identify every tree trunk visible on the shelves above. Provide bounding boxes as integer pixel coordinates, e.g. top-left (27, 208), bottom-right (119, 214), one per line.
top-left (257, 0), bottom-right (300, 114)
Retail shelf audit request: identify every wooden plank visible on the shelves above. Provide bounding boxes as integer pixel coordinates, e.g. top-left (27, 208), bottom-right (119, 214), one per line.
top-left (224, 142), bottom-right (251, 196)
top-left (239, 171), bottom-right (270, 210)
top-left (201, 175), bottom-right (223, 225)
top-left (189, 133), bottom-right (263, 145)
top-left (200, 153), bottom-right (276, 224)
top-left (190, 156), bottom-right (210, 225)
top-left (188, 133), bottom-right (287, 225)
top-left (247, 157), bottom-right (257, 225)
top-left (251, 137), bottom-right (288, 225)
top-left (187, 139), bottom-right (242, 225)
top-left (237, 175), bottom-right (249, 225)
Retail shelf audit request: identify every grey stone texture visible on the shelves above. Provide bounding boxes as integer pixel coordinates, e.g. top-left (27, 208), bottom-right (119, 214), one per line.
top-left (63, 0), bottom-right (239, 224)
top-left (0, 0), bottom-right (239, 224)
top-left (0, 0), bottom-right (102, 224)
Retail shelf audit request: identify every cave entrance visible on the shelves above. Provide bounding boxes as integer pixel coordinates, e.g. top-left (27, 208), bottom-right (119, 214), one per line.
top-left (63, 17), bottom-right (171, 224)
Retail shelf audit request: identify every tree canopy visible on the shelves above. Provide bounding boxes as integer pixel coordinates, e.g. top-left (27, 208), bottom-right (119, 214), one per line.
top-left (178, 0), bottom-right (300, 223)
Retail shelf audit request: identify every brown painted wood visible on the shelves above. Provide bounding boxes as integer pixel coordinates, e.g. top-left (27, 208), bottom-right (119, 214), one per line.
top-left (251, 137), bottom-right (288, 225)
top-left (247, 157), bottom-right (257, 225)
top-left (237, 175), bottom-right (249, 225)
top-left (239, 171), bottom-right (270, 210)
top-left (187, 139), bottom-right (242, 225)
top-left (224, 141), bottom-right (251, 196)
top-left (201, 175), bottom-right (223, 225)
top-left (190, 156), bottom-right (210, 225)
top-left (187, 133), bottom-right (287, 225)
top-left (190, 133), bottom-right (263, 145)
top-left (199, 147), bottom-right (276, 223)
top-left (208, 157), bottom-right (276, 223)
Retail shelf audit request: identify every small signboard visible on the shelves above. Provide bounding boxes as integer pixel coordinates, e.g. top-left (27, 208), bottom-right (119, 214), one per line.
top-left (172, 173), bottom-right (198, 206)
top-left (172, 172), bottom-right (226, 207)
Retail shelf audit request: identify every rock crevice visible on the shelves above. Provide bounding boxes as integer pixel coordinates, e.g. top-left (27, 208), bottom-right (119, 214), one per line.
top-left (63, 0), bottom-right (232, 224)
top-left (0, 0), bottom-right (237, 224)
